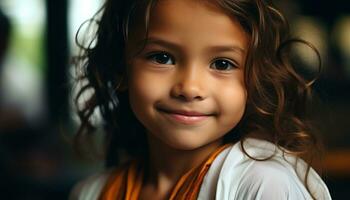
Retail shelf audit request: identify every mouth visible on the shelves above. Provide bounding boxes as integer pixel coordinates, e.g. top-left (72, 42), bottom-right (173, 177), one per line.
top-left (157, 107), bottom-right (214, 125)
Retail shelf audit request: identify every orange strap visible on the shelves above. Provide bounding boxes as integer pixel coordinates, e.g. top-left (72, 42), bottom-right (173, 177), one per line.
top-left (99, 144), bottom-right (231, 200)
top-left (99, 161), bottom-right (144, 200)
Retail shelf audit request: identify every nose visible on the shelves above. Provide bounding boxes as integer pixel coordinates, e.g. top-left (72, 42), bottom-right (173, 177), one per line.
top-left (170, 66), bottom-right (207, 101)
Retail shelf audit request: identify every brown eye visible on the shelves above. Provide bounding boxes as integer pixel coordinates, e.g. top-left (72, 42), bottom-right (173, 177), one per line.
top-left (210, 59), bottom-right (237, 71)
top-left (147, 52), bottom-right (175, 65)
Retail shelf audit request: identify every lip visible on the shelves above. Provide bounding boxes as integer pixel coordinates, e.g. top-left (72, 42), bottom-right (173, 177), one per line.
top-left (158, 107), bottom-right (213, 125)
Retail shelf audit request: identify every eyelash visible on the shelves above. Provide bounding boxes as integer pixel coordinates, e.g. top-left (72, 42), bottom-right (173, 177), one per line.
top-left (210, 58), bottom-right (238, 71)
top-left (145, 51), bottom-right (238, 71)
top-left (146, 51), bottom-right (175, 65)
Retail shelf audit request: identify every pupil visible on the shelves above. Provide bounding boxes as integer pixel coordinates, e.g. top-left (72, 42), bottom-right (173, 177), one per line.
top-left (156, 54), bottom-right (169, 64)
top-left (217, 60), bottom-right (228, 69)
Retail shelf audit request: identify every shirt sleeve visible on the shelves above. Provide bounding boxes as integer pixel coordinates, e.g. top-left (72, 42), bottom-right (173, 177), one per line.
top-left (234, 161), bottom-right (312, 200)
top-left (69, 170), bottom-right (111, 200)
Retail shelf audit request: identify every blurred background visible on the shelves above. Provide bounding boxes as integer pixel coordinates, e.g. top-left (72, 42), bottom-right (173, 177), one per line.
top-left (0, 0), bottom-right (349, 199)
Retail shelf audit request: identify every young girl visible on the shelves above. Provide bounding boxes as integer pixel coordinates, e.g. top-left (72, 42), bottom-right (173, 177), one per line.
top-left (70, 0), bottom-right (331, 199)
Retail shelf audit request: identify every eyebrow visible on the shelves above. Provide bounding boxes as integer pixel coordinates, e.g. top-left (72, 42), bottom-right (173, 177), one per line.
top-left (137, 37), bottom-right (246, 55)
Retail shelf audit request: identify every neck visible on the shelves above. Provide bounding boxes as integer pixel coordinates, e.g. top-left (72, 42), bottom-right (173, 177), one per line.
top-left (144, 135), bottom-right (223, 192)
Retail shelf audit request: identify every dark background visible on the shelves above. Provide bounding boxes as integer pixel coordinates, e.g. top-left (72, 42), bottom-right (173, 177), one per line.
top-left (0, 0), bottom-right (349, 199)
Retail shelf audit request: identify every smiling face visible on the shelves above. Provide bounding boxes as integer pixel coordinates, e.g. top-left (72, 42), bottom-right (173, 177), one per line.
top-left (126, 0), bottom-right (248, 150)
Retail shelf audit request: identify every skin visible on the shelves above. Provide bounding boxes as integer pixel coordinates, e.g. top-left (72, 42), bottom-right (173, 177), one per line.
top-left (126, 0), bottom-right (249, 199)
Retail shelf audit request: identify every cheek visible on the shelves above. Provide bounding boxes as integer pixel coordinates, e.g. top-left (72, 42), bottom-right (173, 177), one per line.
top-left (128, 73), bottom-right (152, 110)
top-left (130, 80), bottom-right (155, 102)
top-left (217, 83), bottom-right (247, 123)
top-left (128, 70), bottom-right (157, 128)
top-left (128, 67), bottom-right (169, 111)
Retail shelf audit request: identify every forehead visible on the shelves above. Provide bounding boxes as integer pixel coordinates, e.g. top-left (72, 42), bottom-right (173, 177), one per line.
top-left (127, 0), bottom-right (248, 56)
top-left (150, 0), bottom-right (241, 30)
top-left (149, 0), bottom-right (247, 38)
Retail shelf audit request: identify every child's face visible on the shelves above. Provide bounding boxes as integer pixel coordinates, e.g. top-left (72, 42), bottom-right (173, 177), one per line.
top-left (126, 0), bottom-right (248, 150)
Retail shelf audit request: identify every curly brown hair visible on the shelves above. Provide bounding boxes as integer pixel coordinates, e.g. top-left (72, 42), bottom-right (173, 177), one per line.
top-left (73, 0), bottom-right (323, 197)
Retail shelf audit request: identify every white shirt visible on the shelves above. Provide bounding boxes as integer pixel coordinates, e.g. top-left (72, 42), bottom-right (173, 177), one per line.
top-left (70, 138), bottom-right (331, 200)
top-left (198, 138), bottom-right (331, 200)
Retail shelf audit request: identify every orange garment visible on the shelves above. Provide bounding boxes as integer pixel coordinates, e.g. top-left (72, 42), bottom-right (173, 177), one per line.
top-left (99, 144), bottom-right (231, 200)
